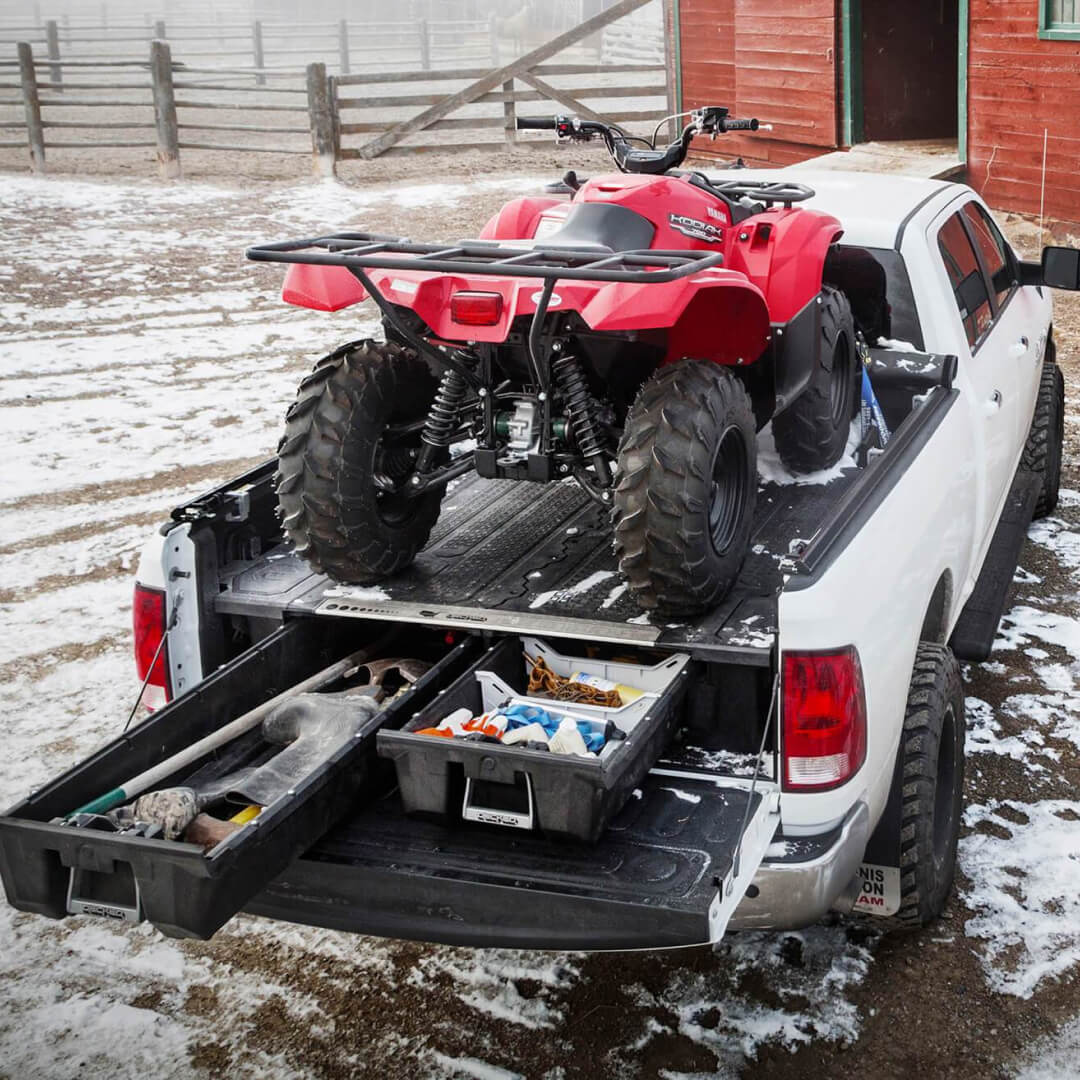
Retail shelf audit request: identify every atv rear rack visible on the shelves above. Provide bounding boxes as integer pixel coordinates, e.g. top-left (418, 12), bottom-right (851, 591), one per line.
top-left (246, 232), bottom-right (724, 284)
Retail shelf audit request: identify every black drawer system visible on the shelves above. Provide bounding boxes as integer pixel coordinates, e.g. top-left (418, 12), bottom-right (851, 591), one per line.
top-left (378, 636), bottom-right (691, 843)
top-left (0, 620), bottom-right (479, 939)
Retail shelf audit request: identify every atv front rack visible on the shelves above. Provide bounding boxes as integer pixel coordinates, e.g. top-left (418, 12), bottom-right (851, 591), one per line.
top-left (246, 232), bottom-right (724, 284)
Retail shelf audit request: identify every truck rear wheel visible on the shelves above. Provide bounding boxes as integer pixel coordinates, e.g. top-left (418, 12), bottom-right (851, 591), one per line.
top-left (613, 359), bottom-right (757, 616)
top-left (1023, 357), bottom-right (1065, 519)
top-left (275, 340), bottom-right (442, 583)
top-left (771, 286), bottom-right (858, 474)
top-left (892, 642), bottom-right (966, 928)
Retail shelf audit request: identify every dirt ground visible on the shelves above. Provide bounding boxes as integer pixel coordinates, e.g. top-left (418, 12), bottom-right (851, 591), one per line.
top-left (2, 153), bottom-right (1080, 1080)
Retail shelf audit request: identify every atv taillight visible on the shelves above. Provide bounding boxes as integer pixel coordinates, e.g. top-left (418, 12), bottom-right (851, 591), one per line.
top-left (782, 647), bottom-right (866, 791)
top-left (450, 291), bottom-right (503, 326)
top-left (133, 583), bottom-right (171, 709)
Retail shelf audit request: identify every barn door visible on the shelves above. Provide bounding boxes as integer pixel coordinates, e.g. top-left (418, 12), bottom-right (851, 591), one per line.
top-left (733, 0), bottom-right (838, 151)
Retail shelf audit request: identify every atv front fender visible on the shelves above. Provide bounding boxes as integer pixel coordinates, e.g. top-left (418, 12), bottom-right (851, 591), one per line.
top-left (582, 273), bottom-right (771, 367)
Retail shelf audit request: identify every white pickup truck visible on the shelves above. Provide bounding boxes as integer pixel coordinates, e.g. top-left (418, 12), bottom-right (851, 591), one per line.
top-left (0, 172), bottom-right (1070, 947)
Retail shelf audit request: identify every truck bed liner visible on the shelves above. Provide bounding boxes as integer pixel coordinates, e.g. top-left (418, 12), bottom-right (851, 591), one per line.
top-left (218, 471), bottom-right (858, 662)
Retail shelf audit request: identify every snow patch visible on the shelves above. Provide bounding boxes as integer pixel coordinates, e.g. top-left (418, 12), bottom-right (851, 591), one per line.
top-left (962, 799), bottom-right (1080, 998)
top-left (528, 570), bottom-right (616, 610)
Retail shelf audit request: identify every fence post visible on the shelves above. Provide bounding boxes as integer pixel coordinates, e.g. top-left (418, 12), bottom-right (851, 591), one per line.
top-left (418, 19), bottom-right (430, 70)
top-left (306, 62), bottom-right (336, 179)
top-left (489, 13), bottom-right (500, 67)
top-left (45, 20), bottom-right (61, 91)
top-left (154, 19), bottom-right (166, 41)
top-left (18, 42), bottom-right (45, 174)
top-left (150, 39), bottom-right (181, 180)
top-left (252, 20), bottom-right (265, 86)
top-left (338, 18), bottom-right (349, 75)
top-left (502, 77), bottom-right (516, 148)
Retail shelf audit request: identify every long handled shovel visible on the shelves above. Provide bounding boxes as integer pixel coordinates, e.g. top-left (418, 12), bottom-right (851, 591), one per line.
top-left (69, 643), bottom-right (387, 818)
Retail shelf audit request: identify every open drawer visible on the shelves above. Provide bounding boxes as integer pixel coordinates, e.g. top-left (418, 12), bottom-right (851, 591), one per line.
top-left (377, 636), bottom-right (691, 843)
top-left (0, 619), bottom-right (479, 939)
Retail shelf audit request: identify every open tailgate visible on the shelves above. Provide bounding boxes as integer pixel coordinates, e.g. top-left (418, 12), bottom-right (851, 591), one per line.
top-left (247, 770), bottom-right (780, 950)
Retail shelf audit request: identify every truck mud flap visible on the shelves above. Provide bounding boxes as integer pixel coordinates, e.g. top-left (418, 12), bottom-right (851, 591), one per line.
top-left (0, 620), bottom-right (479, 939)
top-left (246, 772), bottom-right (780, 951)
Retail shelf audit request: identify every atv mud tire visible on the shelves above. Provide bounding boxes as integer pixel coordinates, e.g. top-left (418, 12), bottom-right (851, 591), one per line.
top-left (613, 359), bottom-right (757, 616)
top-left (1022, 356), bottom-right (1065, 520)
top-left (275, 340), bottom-right (442, 583)
top-left (771, 285), bottom-right (859, 474)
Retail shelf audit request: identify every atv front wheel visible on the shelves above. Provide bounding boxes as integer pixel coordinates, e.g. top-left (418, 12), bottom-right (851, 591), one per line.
top-left (613, 359), bottom-right (757, 616)
top-left (275, 340), bottom-right (442, 583)
top-left (772, 285), bottom-right (858, 474)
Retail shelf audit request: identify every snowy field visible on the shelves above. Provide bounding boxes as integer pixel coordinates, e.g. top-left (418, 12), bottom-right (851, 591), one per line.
top-left (1, 172), bottom-right (1080, 1078)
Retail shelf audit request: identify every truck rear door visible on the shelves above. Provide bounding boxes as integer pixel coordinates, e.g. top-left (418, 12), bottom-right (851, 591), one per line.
top-left (928, 203), bottom-right (1019, 558)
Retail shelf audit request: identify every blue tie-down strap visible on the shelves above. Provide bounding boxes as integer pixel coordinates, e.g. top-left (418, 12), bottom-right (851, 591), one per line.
top-left (860, 366), bottom-right (890, 448)
top-left (501, 703), bottom-right (607, 753)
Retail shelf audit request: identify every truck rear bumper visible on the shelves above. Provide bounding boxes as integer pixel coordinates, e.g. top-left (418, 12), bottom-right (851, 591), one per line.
top-left (728, 801), bottom-right (869, 931)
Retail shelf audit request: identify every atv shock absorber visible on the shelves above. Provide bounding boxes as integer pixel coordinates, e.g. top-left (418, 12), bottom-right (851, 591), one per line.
top-left (552, 353), bottom-right (612, 488)
top-left (414, 366), bottom-right (469, 475)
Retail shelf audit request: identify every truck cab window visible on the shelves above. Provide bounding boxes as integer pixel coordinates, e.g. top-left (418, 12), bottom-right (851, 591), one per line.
top-left (938, 212), bottom-right (992, 349)
top-left (962, 201), bottom-right (1018, 310)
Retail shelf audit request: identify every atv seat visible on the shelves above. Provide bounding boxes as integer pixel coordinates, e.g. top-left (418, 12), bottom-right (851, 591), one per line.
top-left (539, 203), bottom-right (655, 254)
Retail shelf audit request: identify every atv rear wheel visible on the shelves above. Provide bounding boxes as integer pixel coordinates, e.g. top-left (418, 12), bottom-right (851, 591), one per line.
top-left (771, 286), bottom-right (858, 474)
top-left (275, 340), bottom-right (442, 583)
top-left (613, 359), bottom-right (757, 616)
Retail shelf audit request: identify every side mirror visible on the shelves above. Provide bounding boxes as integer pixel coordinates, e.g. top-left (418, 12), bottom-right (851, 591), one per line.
top-left (1042, 246), bottom-right (1080, 290)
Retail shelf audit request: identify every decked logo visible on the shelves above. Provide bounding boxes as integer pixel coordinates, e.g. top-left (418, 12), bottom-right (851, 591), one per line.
top-left (668, 213), bottom-right (724, 244)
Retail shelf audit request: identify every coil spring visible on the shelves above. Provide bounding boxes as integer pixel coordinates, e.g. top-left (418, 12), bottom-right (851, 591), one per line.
top-left (421, 367), bottom-right (469, 447)
top-left (552, 354), bottom-right (604, 459)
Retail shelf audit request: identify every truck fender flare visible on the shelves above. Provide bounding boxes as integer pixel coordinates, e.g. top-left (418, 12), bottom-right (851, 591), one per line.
top-left (920, 570), bottom-right (954, 644)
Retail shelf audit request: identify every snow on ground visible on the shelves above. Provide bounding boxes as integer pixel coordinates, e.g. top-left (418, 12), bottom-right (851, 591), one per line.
top-left (2, 172), bottom-right (1080, 1077)
top-left (959, 488), bottom-right (1080, 1003)
top-left (1014, 1015), bottom-right (1080, 1080)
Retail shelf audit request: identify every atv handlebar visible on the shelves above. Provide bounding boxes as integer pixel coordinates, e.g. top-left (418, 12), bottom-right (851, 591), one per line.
top-left (515, 116), bottom-right (559, 131)
top-left (720, 117), bottom-right (759, 132)
top-left (516, 106), bottom-right (767, 176)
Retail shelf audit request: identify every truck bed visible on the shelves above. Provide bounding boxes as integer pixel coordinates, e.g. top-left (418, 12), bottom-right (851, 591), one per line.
top-left (216, 470), bottom-right (858, 663)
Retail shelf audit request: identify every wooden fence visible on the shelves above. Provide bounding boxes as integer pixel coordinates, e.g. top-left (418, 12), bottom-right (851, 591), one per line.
top-left (1, 0), bottom-right (670, 179)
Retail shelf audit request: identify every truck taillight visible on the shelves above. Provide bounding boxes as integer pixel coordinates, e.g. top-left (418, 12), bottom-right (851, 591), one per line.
top-left (133, 583), bottom-right (171, 708)
top-left (782, 647), bottom-right (866, 791)
top-left (450, 290), bottom-right (503, 326)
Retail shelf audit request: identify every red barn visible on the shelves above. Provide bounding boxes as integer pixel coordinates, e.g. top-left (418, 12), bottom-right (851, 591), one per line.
top-left (664, 0), bottom-right (1080, 227)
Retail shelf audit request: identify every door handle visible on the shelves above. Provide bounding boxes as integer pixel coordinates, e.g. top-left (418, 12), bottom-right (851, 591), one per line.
top-left (1009, 337), bottom-right (1030, 359)
top-left (984, 390), bottom-right (1003, 415)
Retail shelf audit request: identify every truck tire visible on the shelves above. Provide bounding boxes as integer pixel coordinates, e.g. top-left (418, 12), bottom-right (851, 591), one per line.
top-left (771, 286), bottom-right (859, 474)
top-left (275, 340), bottom-right (442, 583)
top-left (892, 642), bottom-right (966, 928)
top-left (1022, 358), bottom-right (1064, 519)
top-left (613, 358), bottom-right (757, 616)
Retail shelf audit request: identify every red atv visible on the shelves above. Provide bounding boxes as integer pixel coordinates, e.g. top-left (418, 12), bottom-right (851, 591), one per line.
top-left (248, 107), bottom-right (857, 616)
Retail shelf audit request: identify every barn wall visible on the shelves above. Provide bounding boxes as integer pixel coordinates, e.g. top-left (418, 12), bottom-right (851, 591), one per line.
top-left (676, 0), bottom-right (838, 165)
top-left (969, 0), bottom-right (1080, 225)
